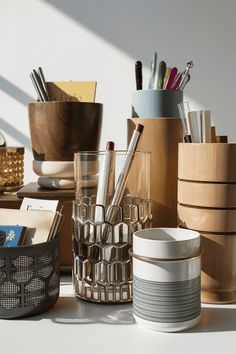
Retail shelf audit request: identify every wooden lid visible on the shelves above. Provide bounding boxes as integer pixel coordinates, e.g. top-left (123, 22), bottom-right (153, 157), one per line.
top-left (178, 143), bottom-right (236, 182)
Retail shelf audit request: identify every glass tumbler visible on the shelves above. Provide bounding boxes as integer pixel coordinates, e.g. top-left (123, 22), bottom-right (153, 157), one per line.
top-left (73, 150), bottom-right (151, 303)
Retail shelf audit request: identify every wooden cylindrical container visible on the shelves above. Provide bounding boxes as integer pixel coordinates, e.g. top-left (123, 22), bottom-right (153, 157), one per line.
top-left (128, 118), bottom-right (183, 227)
top-left (28, 102), bottom-right (103, 161)
top-left (178, 143), bottom-right (236, 303)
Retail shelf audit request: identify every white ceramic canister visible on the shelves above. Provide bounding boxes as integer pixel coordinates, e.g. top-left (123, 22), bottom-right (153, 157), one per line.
top-left (132, 228), bottom-right (201, 332)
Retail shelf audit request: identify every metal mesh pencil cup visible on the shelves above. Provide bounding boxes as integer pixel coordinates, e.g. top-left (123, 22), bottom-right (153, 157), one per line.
top-left (73, 151), bottom-right (152, 303)
top-left (0, 237), bottom-right (60, 319)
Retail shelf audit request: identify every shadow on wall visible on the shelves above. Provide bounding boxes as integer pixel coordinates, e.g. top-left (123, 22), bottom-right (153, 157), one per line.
top-left (0, 76), bottom-right (33, 149)
top-left (0, 117), bottom-right (31, 150)
top-left (0, 76), bottom-right (34, 105)
top-left (43, 0), bottom-right (236, 139)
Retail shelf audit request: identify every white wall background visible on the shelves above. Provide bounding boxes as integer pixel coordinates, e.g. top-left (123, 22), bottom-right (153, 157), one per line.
top-left (1, 0), bottom-right (236, 183)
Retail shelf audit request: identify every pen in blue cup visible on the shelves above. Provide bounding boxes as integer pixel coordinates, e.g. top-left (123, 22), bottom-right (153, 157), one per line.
top-left (135, 61), bottom-right (143, 90)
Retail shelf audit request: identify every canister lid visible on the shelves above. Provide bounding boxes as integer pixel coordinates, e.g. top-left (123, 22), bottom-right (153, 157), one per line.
top-left (133, 228), bottom-right (200, 260)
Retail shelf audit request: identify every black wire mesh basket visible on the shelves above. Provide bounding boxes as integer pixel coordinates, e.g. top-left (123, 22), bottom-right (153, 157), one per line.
top-left (0, 237), bottom-right (60, 319)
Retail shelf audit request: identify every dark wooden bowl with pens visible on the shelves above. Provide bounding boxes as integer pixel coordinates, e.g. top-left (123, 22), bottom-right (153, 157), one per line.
top-left (28, 102), bottom-right (103, 161)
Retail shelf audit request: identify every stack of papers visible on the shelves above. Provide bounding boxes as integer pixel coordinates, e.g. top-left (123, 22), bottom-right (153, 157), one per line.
top-left (0, 198), bottom-right (62, 246)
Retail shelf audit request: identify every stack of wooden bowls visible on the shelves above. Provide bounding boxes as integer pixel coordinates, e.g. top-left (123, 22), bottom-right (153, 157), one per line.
top-left (177, 143), bottom-right (236, 304)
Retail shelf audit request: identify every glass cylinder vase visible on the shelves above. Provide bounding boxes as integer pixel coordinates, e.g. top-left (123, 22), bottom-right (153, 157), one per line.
top-left (73, 150), bottom-right (151, 303)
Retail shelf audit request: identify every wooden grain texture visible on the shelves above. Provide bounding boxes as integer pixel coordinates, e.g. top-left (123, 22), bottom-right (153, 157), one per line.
top-left (128, 118), bottom-right (183, 227)
top-left (201, 289), bottom-right (236, 304)
top-left (177, 143), bottom-right (236, 303)
top-left (178, 180), bottom-right (236, 208)
top-left (28, 102), bottom-right (103, 161)
top-left (178, 203), bottom-right (236, 233)
top-left (200, 232), bottom-right (236, 303)
top-left (0, 194), bottom-right (22, 209)
top-left (178, 143), bottom-right (236, 182)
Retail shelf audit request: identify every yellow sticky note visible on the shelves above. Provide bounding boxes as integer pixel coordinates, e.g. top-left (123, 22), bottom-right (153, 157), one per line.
top-left (46, 81), bottom-right (97, 102)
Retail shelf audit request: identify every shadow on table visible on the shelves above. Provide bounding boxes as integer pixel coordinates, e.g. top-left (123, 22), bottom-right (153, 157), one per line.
top-left (184, 307), bottom-right (236, 333)
top-left (25, 297), bottom-right (236, 332)
top-left (22, 277), bottom-right (236, 331)
top-left (25, 296), bottom-right (134, 325)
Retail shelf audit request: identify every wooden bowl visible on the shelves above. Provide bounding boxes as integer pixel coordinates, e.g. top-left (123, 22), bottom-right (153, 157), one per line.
top-left (178, 143), bottom-right (236, 182)
top-left (178, 180), bottom-right (236, 208)
top-left (28, 102), bottom-right (103, 161)
top-left (178, 204), bottom-right (236, 233)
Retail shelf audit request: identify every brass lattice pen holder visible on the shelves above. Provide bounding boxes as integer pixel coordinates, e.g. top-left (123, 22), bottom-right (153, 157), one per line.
top-left (0, 147), bottom-right (24, 192)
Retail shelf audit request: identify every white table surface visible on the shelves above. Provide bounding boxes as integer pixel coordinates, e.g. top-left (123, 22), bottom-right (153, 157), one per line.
top-left (1, 275), bottom-right (236, 354)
